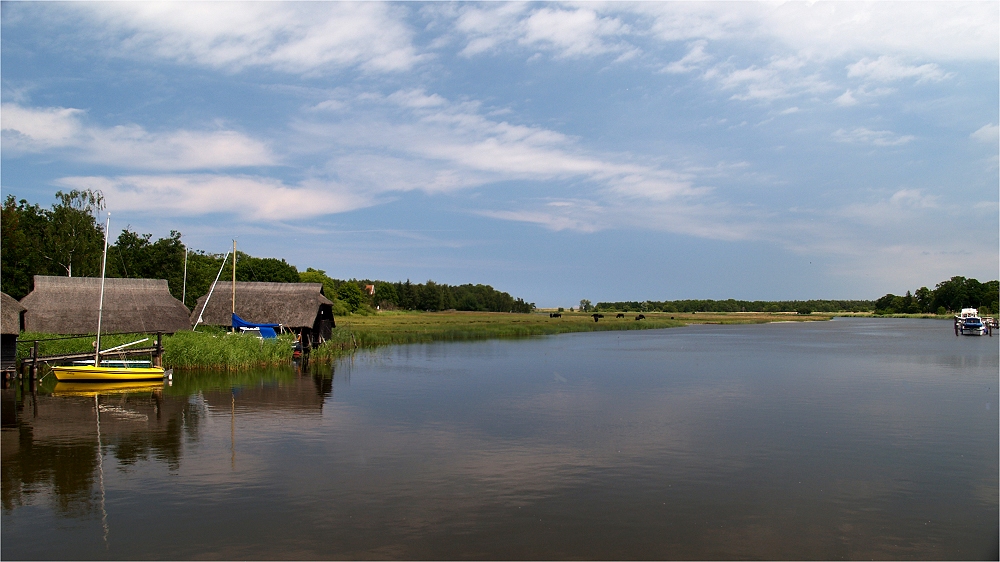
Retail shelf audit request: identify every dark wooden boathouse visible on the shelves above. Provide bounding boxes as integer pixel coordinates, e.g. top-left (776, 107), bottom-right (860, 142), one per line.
top-left (1, 292), bottom-right (25, 374)
top-left (190, 282), bottom-right (334, 347)
top-left (19, 275), bottom-right (191, 334)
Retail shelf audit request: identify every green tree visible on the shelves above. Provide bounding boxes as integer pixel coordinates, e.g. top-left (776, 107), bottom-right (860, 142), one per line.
top-left (374, 282), bottom-right (398, 308)
top-left (579, 299), bottom-right (592, 312)
top-left (337, 282), bottom-right (366, 312)
top-left (235, 252), bottom-right (299, 283)
top-left (108, 229), bottom-right (186, 300)
top-left (44, 190), bottom-right (106, 278)
top-left (1, 196), bottom-right (48, 299)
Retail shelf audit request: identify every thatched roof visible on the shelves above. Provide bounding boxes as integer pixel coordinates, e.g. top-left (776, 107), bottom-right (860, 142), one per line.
top-left (20, 276), bottom-right (191, 334)
top-left (192, 282), bottom-right (332, 328)
top-left (1, 292), bottom-right (24, 335)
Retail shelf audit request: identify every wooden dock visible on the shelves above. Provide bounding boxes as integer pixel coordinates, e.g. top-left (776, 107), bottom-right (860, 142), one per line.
top-left (4, 333), bottom-right (164, 391)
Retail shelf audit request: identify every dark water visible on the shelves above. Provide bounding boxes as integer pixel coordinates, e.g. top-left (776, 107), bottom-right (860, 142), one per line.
top-left (2, 318), bottom-right (997, 560)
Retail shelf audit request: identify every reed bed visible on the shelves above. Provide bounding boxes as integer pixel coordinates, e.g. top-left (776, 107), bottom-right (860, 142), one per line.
top-left (17, 311), bottom-right (836, 369)
top-left (18, 329), bottom-right (295, 371)
top-left (163, 330), bottom-right (295, 370)
top-left (17, 331), bottom-right (161, 360)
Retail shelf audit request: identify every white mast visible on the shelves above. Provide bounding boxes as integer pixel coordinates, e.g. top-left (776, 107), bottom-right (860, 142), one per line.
top-left (94, 213), bottom-right (110, 366)
top-left (194, 251), bottom-right (231, 330)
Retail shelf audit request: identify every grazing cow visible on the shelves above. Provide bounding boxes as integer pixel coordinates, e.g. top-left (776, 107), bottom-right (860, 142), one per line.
top-left (635, 314), bottom-right (645, 320)
top-left (549, 313), bottom-right (562, 318)
top-left (616, 313), bottom-right (625, 318)
top-left (592, 313), bottom-right (604, 322)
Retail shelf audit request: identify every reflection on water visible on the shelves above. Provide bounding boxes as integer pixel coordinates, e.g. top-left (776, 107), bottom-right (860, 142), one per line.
top-left (2, 319), bottom-right (997, 560)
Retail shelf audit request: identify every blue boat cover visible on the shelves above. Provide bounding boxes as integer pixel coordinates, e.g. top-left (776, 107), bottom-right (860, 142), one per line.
top-left (232, 314), bottom-right (279, 339)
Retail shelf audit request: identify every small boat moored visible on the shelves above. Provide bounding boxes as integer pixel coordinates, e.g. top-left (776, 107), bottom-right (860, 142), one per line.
top-left (51, 364), bottom-right (168, 382)
top-left (955, 308), bottom-right (992, 336)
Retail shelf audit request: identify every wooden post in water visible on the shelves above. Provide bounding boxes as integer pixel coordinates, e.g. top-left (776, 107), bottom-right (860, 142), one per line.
top-left (155, 332), bottom-right (163, 367)
top-left (29, 340), bottom-right (38, 391)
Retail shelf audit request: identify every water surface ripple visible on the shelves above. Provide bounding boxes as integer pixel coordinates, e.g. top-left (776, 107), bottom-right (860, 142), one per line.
top-left (2, 318), bottom-right (997, 559)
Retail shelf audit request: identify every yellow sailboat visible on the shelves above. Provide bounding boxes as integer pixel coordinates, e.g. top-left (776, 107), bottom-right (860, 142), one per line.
top-left (50, 213), bottom-right (166, 383)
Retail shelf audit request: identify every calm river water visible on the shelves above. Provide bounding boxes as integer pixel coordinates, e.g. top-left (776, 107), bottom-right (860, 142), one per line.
top-left (2, 318), bottom-right (997, 560)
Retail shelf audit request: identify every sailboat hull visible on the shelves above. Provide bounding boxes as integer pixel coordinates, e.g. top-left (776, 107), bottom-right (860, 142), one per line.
top-left (51, 365), bottom-right (166, 382)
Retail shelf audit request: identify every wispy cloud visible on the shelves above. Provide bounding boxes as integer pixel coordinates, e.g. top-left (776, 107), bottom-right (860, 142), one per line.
top-left (294, 88), bottom-right (705, 203)
top-left (705, 56), bottom-right (835, 102)
top-left (846, 56), bottom-right (949, 83)
top-left (662, 40), bottom-right (711, 74)
top-left (54, 174), bottom-right (371, 220)
top-left (971, 123), bottom-right (999, 143)
top-left (450, 4), bottom-right (635, 60)
top-left (2, 103), bottom-right (274, 170)
top-left (70, 2), bottom-right (421, 74)
top-left (832, 127), bottom-right (915, 147)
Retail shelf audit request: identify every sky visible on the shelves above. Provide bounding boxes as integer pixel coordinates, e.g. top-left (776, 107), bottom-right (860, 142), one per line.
top-left (2, 2), bottom-right (997, 308)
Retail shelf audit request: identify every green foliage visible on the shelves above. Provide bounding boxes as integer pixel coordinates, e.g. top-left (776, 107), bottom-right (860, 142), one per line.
top-left (1, 196), bottom-right (48, 299)
top-left (45, 190), bottom-right (106, 278)
top-left (163, 330), bottom-right (294, 370)
top-left (580, 299), bottom-right (593, 312)
top-left (337, 282), bottom-right (366, 312)
top-left (108, 228), bottom-right (186, 301)
top-left (875, 276), bottom-right (999, 315)
top-left (235, 252), bottom-right (298, 283)
top-left (596, 298), bottom-right (873, 314)
top-left (1, 190), bottom-right (105, 298)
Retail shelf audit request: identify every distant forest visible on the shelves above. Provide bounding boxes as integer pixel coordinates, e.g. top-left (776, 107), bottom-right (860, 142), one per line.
top-left (591, 299), bottom-right (874, 315)
top-left (1, 190), bottom-right (534, 314)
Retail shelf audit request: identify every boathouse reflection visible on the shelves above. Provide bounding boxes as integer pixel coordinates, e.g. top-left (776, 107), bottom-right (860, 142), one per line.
top-left (1, 366), bottom-right (334, 516)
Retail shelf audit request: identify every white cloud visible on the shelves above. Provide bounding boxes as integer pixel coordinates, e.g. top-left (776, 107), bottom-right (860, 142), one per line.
top-left (971, 123), bottom-right (999, 143)
top-left (0, 104), bottom-right (84, 148)
top-left (662, 41), bottom-right (711, 74)
top-left (1, 103), bottom-right (274, 170)
top-left (72, 2), bottom-right (421, 74)
top-left (519, 7), bottom-right (632, 59)
top-left (637, 2), bottom-right (998, 61)
top-left (55, 174), bottom-right (371, 220)
top-left (846, 56), bottom-right (949, 83)
top-left (832, 127), bottom-right (915, 147)
top-left (705, 56), bottom-right (835, 102)
top-left (292, 89), bottom-right (708, 204)
top-left (834, 90), bottom-right (858, 107)
top-left (450, 4), bottom-right (635, 60)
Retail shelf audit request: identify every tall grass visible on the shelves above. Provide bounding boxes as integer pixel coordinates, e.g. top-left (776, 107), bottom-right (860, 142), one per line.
top-left (309, 312), bottom-right (688, 361)
top-left (163, 330), bottom-right (294, 370)
top-left (17, 329), bottom-right (294, 371)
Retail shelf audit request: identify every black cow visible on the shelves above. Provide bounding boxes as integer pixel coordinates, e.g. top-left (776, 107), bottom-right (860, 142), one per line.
top-left (635, 314), bottom-right (645, 320)
top-left (592, 313), bottom-right (604, 322)
top-left (616, 313), bottom-right (625, 318)
top-left (549, 313), bottom-right (562, 318)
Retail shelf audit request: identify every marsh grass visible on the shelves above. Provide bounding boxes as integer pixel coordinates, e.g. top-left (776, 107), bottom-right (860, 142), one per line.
top-left (163, 330), bottom-right (295, 370)
top-left (18, 328), bottom-right (294, 371)
top-left (309, 310), bottom-right (831, 361)
top-left (18, 310), bottom-right (838, 369)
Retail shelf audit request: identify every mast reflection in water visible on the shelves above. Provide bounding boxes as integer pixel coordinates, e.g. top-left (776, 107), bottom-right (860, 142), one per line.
top-left (1, 319), bottom-right (997, 560)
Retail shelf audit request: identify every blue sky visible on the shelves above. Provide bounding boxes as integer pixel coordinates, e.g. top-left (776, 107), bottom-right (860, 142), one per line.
top-left (2, 2), bottom-right (997, 307)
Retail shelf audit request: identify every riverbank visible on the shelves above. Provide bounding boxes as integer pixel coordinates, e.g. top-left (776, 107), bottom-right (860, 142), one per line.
top-left (18, 311), bottom-right (950, 370)
top-left (307, 310), bottom-right (841, 361)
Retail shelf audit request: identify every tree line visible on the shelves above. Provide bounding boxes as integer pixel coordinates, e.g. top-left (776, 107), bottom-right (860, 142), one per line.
top-left (1, 190), bottom-right (534, 314)
top-left (873, 277), bottom-right (999, 316)
top-left (590, 299), bottom-right (874, 315)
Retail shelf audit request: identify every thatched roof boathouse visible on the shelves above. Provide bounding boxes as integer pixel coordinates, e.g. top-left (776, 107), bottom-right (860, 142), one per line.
top-left (2, 292), bottom-right (25, 373)
top-left (19, 276), bottom-right (191, 335)
top-left (191, 282), bottom-right (334, 347)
